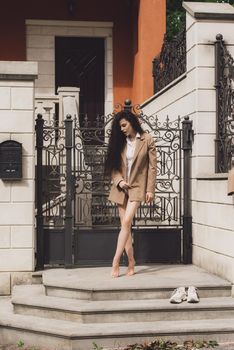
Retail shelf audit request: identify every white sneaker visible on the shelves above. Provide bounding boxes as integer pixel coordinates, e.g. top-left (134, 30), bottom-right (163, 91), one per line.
top-left (187, 286), bottom-right (199, 303)
top-left (169, 287), bottom-right (187, 304)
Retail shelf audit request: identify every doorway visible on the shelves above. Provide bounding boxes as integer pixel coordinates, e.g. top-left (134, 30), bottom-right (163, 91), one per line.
top-left (55, 37), bottom-right (105, 126)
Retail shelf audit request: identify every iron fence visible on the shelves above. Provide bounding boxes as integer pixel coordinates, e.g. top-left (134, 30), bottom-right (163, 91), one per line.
top-left (36, 112), bottom-right (184, 229)
top-left (35, 102), bottom-right (193, 268)
top-left (152, 29), bottom-right (186, 94)
top-left (215, 34), bottom-right (234, 173)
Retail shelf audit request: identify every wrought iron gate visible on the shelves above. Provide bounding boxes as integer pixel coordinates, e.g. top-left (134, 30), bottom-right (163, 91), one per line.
top-left (35, 103), bottom-right (193, 270)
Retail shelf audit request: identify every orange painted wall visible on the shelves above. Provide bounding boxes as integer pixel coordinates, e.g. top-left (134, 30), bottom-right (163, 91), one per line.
top-left (132, 0), bottom-right (166, 104)
top-left (0, 0), bottom-right (165, 106)
top-left (112, 3), bottom-right (133, 107)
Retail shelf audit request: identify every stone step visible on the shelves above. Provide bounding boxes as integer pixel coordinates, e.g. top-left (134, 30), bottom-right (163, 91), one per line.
top-left (12, 295), bottom-right (234, 323)
top-left (1, 298), bottom-right (234, 350)
top-left (12, 285), bottom-right (234, 324)
top-left (45, 283), bottom-right (232, 301)
top-left (31, 271), bottom-right (43, 284)
top-left (43, 265), bottom-right (232, 300)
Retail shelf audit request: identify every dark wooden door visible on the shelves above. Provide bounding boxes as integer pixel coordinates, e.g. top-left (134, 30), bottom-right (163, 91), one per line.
top-left (55, 37), bottom-right (105, 126)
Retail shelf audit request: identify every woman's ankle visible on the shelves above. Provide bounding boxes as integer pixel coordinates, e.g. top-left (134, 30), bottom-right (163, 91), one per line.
top-left (111, 263), bottom-right (120, 278)
top-left (126, 251), bottom-right (135, 265)
top-left (112, 257), bottom-right (120, 266)
top-left (126, 262), bottom-right (135, 276)
top-left (128, 257), bottom-right (135, 266)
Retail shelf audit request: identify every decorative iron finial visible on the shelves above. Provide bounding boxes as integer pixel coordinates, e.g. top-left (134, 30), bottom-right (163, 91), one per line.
top-left (216, 34), bottom-right (223, 41)
top-left (124, 99), bottom-right (132, 111)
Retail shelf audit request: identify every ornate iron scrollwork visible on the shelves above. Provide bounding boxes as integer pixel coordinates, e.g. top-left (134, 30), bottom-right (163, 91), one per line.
top-left (215, 34), bottom-right (234, 173)
top-left (153, 29), bottom-right (186, 94)
top-left (36, 106), bottom-right (184, 229)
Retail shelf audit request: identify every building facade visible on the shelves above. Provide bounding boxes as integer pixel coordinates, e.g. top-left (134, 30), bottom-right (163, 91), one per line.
top-left (0, 0), bottom-right (166, 294)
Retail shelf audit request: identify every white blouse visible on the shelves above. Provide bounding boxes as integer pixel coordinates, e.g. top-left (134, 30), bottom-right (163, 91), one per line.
top-left (126, 133), bottom-right (141, 180)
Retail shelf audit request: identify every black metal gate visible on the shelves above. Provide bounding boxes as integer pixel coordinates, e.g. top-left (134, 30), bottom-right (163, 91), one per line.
top-left (35, 102), bottom-right (193, 270)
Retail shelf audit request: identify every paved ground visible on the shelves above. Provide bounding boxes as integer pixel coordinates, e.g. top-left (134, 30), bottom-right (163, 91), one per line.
top-left (1, 342), bottom-right (234, 350)
top-left (216, 345), bottom-right (234, 350)
top-left (42, 264), bottom-right (232, 290)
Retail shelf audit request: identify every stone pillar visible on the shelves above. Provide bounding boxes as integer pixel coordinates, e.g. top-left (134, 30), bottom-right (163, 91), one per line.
top-left (183, 1), bottom-right (234, 175)
top-left (57, 86), bottom-right (80, 122)
top-left (142, 2), bottom-right (234, 285)
top-left (0, 61), bottom-right (38, 295)
top-left (183, 2), bottom-right (234, 284)
top-left (57, 86), bottom-right (92, 227)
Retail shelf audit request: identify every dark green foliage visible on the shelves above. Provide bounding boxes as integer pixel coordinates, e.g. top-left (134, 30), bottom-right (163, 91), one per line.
top-left (16, 341), bottom-right (24, 349)
top-left (166, 9), bottom-right (185, 39)
top-left (92, 342), bottom-right (103, 350)
top-left (166, 0), bottom-right (234, 39)
top-left (123, 338), bottom-right (219, 350)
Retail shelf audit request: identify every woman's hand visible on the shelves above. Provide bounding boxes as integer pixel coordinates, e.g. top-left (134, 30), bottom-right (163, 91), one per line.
top-left (119, 180), bottom-right (130, 190)
top-left (146, 192), bottom-right (154, 203)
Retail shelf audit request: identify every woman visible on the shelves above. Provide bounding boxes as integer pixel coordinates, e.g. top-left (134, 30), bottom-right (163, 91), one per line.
top-left (105, 110), bottom-right (157, 278)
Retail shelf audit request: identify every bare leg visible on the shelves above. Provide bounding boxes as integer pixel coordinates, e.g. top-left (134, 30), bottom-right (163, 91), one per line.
top-left (118, 203), bottom-right (135, 275)
top-left (111, 199), bottom-right (140, 277)
top-left (125, 234), bottom-right (135, 276)
top-left (111, 199), bottom-right (127, 278)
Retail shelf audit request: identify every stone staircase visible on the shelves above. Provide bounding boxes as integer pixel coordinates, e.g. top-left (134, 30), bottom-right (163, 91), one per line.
top-left (0, 265), bottom-right (234, 350)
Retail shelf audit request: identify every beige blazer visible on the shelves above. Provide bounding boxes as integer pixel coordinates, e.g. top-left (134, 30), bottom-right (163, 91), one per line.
top-left (108, 132), bottom-right (157, 205)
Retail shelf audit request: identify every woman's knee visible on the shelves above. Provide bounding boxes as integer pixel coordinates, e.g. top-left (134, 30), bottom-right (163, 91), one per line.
top-left (121, 217), bottom-right (132, 230)
top-left (125, 239), bottom-right (133, 251)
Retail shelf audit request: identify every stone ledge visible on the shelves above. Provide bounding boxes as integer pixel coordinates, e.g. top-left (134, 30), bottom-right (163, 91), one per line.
top-left (0, 61), bottom-right (38, 80)
top-left (183, 2), bottom-right (234, 21)
top-left (26, 19), bottom-right (113, 28)
top-left (196, 173), bottom-right (228, 180)
top-left (141, 73), bottom-right (187, 108)
top-left (0, 272), bottom-right (39, 296)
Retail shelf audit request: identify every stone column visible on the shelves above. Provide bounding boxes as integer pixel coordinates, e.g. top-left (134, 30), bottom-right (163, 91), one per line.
top-left (57, 86), bottom-right (92, 227)
top-left (57, 86), bottom-right (80, 122)
top-left (142, 2), bottom-right (234, 285)
top-left (183, 2), bottom-right (234, 285)
top-left (0, 61), bottom-right (38, 295)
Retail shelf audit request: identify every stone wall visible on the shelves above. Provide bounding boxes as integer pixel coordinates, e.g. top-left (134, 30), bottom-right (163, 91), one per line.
top-left (0, 61), bottom-right (38, 294)
top-left (142, 2), bottom-right (234, 284)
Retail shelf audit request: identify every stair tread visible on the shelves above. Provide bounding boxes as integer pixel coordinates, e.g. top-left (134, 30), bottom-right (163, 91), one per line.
top-left (2, 299), bottom-right (234, 338)
top-left (42, 265), bottom-right (232, 291)
top-left (12, 285), bottom-right (234, 313)
top-left (2, 265), bottom-right (234, 348)
top-left (12, 296), bottom-right (234, 313)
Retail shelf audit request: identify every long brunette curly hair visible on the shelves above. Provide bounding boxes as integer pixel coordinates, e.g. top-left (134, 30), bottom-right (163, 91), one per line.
top-left (104, 110), bottom-right (144, 176)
